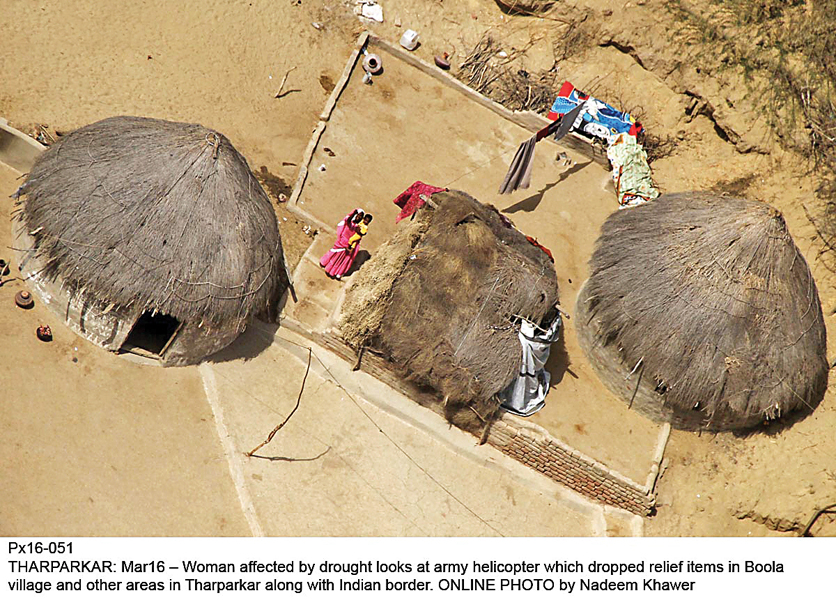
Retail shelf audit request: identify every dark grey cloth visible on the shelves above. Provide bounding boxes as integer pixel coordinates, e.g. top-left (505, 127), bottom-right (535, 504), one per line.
top-left (498, 104), bottom-right (584, 195)
top-left (498, 135), bottom-right (537, 195)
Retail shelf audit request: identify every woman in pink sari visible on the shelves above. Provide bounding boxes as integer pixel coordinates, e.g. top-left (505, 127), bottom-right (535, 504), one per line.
top-left (320, 208), bottom-right (364, 279)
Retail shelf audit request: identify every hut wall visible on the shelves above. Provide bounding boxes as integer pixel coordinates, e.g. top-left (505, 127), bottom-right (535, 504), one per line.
top-left (0, 118), bottom-right (45, 172)
top-left (14, 222), bottom-right (242, 365)
top-left (14, 223), bottom-right (136, 351)
top-left (577, 279), bottom-right (729, 430)
top-left (160, 322), bottom-right (240, 366)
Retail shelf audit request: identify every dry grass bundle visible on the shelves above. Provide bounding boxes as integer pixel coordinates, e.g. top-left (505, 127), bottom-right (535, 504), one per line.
top-left (14, 116), bottom-right (287, 331)
top-left (493, 0), bottom-right (556, 16)
top-left (340, 190), bottom-right (559, 428)
top-left (576, 192), bottom-right (827, 432)
top-left (456, 34), bottom-right (560, 114)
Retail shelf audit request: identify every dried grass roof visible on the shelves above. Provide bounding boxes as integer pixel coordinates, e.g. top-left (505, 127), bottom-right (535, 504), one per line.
top-left (340, 190), bottom-right (559, 426)
top-left (576, 192), bottom-right (828, 431)
top-left (14, 116), bottom-right (286, 327)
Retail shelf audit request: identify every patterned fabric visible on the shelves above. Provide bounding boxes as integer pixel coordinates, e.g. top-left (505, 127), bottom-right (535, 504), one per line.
top-left (547, 81), bottom-right (643, 141)
top-left (393, 181), bottom-right (446, 222)
top-left (525, 236), bottom-right (554, 262)
top-left (607, 134), bottom-right (660, 208)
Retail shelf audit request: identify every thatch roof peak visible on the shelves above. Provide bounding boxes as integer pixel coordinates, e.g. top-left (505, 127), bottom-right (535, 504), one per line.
top-left (576, 192), bottom-right (827, 431)
top-left (14, 116), bottom-right (286, 327)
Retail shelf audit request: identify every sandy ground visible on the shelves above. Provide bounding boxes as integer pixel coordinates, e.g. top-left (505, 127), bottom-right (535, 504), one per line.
top-left (2, 0), bottom-right (835, 537)
top-left (294, 39), bottom-right (662, 484)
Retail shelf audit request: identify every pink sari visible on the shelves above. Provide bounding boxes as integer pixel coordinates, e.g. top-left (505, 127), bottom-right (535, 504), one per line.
top-left (320, 210), bottom-right (362, 278)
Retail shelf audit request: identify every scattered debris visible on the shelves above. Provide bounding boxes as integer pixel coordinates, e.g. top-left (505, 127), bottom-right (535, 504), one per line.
top-left (278, 193), bottom-right (288, 203)
top-left (36, 325), bottom-right (52, 342)
top-left (400, 29), bottom-right (420, 51)
top-left (15, 291), bottom-right (34, 309)
top-left (0, 258), bottom-right (9, 277)
top-left (354, 1), bottom-right (384, 23)
top-left (312, 22), bottom-right (322, 30)
top-left (323, 147), bottom-right (336, 157)
top-left (394, 16), bottom-right (401, 27)
top-left (434, 53), bottom-right (451, 70)
top-left (318, 164), bottom-right (327, 172)
top-left (28, 124), bottom-right (56, 146)
top-left (457, 34), bottom-right (559, 112)
top-left (493, 0), bottom-right (556, 16)
top-left (274, 66), bottom-right (298, 98)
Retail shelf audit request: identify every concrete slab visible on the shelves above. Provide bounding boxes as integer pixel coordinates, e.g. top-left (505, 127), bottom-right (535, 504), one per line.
top-left (205, 324), bottom-right (601, 536)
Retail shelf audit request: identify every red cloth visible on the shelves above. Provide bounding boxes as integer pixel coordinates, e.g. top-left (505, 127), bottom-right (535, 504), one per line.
top-left (393, 181), bottom-right (446, 223)
top-left (525, 236), bottom-right (554, 262)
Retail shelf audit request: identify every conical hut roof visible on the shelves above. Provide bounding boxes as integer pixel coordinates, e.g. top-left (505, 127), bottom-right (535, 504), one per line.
top-left (575, 192), bottom-right (827, 431)
top-left (14, 116), bottom-right (286, 329)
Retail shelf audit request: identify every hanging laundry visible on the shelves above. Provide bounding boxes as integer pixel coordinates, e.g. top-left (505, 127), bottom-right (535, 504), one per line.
top-left (498, 135), bottom-right (537, 195)
top-left (393, 181), bottom-right (446, 222)
top-left (498, 102), bottom-right (584, 195)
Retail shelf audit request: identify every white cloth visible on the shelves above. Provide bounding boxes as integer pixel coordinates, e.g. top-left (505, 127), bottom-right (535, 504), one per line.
top-left (498, 314), bottom-right (562, 417)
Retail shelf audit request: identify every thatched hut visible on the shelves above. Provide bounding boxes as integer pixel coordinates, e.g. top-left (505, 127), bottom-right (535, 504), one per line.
top-left (576, 192), bottom-right (827, 431)
top-left (13, 116), bottom-right (287, 365)
top-left (340, 190), bottom-right (560, 429)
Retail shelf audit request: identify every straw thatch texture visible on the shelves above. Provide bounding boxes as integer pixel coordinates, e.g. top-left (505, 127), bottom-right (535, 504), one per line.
top-left (14, 116), bottom-right (286, 363)
top-left (340, 190), bottom-right (559, 427)
top-left (576, 192), bottom-right (827, 431)
top-left (494, 0), bottom-right (556, 15)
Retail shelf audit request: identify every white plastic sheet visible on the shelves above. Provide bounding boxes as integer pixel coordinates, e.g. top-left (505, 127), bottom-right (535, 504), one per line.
top-left (498, 315), bottom-right (562, 417)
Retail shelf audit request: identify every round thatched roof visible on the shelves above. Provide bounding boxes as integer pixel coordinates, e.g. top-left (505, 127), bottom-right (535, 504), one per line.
top-left (576, 192), bottom-right (827, 431)
top-left (15, 116), bottom-right (286, 328)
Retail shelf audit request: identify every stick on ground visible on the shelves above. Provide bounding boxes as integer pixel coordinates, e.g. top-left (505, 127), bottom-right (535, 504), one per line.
top-left (246, 346), bottom-right (311, 457)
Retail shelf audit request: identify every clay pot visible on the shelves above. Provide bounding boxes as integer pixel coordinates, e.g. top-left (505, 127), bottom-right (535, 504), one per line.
top-left (15, 290), bottom-right (34, 309)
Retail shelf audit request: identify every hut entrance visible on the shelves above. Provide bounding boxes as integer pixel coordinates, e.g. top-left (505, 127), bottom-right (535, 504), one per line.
top-left (121, 312), bottom-right (182, 357)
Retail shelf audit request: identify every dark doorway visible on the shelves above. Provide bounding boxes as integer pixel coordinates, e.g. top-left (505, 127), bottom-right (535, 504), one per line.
top-left (121, 311), bottom-right (182, 357)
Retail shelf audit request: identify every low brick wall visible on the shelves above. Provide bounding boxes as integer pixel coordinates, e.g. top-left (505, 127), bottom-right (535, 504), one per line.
top-left (487, 419), bottom-right (654, 516)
